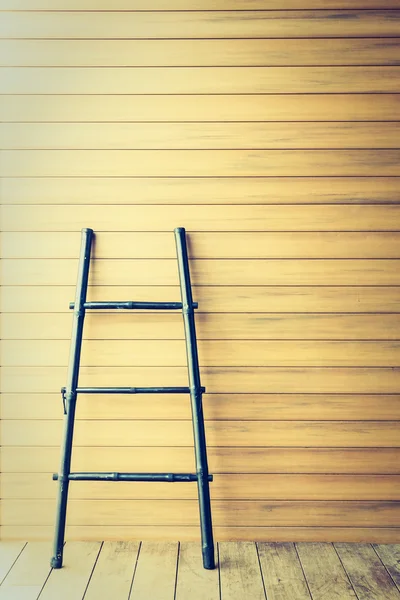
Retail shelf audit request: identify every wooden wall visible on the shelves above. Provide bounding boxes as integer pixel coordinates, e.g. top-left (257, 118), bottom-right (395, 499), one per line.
top-left (1, 1), bottom-right (400, 542)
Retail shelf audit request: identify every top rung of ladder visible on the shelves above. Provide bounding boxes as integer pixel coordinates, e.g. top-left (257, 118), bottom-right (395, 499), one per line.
top-left (69, 301), bottom-right (198, 310)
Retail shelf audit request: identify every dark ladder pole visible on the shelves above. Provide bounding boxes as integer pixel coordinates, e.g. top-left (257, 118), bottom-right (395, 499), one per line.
top-left (174, 227), bottom-right (215, 570)
top-left (50, 228), bottom-right (94, 568)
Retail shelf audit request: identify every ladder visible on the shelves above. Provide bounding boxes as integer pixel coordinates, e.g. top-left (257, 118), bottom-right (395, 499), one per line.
top-left (50, 227), bottom-right (215, 570)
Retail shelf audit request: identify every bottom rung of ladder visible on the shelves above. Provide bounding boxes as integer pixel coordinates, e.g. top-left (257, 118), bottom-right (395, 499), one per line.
top-left (53, 472), bottom-right (213, 482)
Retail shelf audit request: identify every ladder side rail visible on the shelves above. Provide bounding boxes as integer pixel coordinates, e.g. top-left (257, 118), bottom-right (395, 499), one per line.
top-left (50, 228), bottom-right (94, 568)
top-left (174, 227), bottom-right (215, 570)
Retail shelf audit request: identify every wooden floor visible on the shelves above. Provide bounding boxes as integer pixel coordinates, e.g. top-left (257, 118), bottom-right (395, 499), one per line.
top-left (1, 541), bottom-right (400, 599)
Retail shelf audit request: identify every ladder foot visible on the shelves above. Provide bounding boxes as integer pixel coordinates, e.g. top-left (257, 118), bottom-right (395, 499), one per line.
top-left (50, 555), bottom-right (63, 569)
top-left (202, 547), bottom-right (216, 570)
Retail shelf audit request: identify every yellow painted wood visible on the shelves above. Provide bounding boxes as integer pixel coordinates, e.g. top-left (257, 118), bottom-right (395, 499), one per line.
top-left (5, 122), bottom-right (400, 150)
top-left (334, 543), bottom-right (400, 600)
top-left (5, 339), bottom-right (400, 368)
top-left (2, 95), bottom-right (400, 123)
top-left (257, 543), bottom-right (310, 600)
top-left (3, 285), bottom-right (399, 314)
top-left (3, 525), bottom-right (400, 543)
top-left (4, 39), bottom-right (400, 67)
top-left (3, 365), bottom-right (400, 394)
top-left (5, 498), bottom-right (398, 528)
top-left (175, 543), bottom-right (219, 600)
top-left (4, 205), bottom-right (400, 232)
top-left (0, 542), bottom-right (52, 600)
top-left (5, 232), bottom-right (400, 259)
top-left (38, 542), bottom-right (102, 600)
top-left (4, 258), bottom-right (400, 287)
top-left (219, 542), bottom-right (265, 600)
top-left (4, 447), bottom-right (399, 475)
top-left (1, 2), bottom-right (399, 11)
top-left (129, 542), bottom-right (178, 600)
top-left (2, 10), bottom-right (399, 39)
top-left (3, 419), bottom-right (400, 448)
top-left (3, 313), bottom-right (399, 341)
top-left (77, 542), bottom-right (139, 600)
top-left (3, 149), bottom-right (400, 176)
top-left (2, 67), bottom-right (400, 94)
top-left (296, 543), bottom-right (356, 600)
top-left (3, 392), bottom-right (400, 421)
top-left (0, 541), bottom-right (26, 584)
top-left (4, 473), bottom-right (400, 501)
top-left (2, 177), bottom-right (399, 205)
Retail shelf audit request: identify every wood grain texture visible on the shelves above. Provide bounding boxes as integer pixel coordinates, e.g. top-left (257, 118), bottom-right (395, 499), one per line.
top-left (4, 205), bottom-right (400, 232)
top-left (4, 258), bottom-right (400, 287)
top-left (3, 365), bottom-right (400, 394)
top-left (5, 122), bottom-right (400, 150)
top-left (129, 542), bottom-right (178, 600)
top-left (3, 285), bottom-right (400, 314)
top-left (3, 525), bottom-right (400, 543)
top-left (335, 543), bottom-right (400, 600)
top-left (218, 542), bottom-right (265, 600)
top-left (2, 177), bottom-right (399, 205)
top-left (4, 499), bottom-right (400, 527)
top-left (2, 95), bottom-right (400, 123)
top-left (3, 149), bottom-right (400, 177)
top-left (296, 542), bottom-right (357, 600)
top-left (4, 473), bottom-right (400, 501)
top-left (1, 2), bottom-right (399, 10)
top-left (3, 419), bottom-right (400, 447)
top-left (4, 39), bottom-right (400, 67)
top-left (2, 11), bottom-right (399, 39)
top-left (175, 543), bottom-right (219, 600)
top-left (5, 232), bottom-right (400, 259)
top-left (37, 542), bottom-right (102, 600)
top-left (0, 542), bottom-right (52, 600)
top-left (4, 313), bottom-right (400, 341)
top-left (3, 393), bottom-right (400, 421)
top-left (2, 67), bottom-right (400, 94)
top-left (257, 542), bottom-right (311, 600)
top-left (84, 542), bottom-right (139, 600)
top-left (373, 544), bottom-right (400, 591)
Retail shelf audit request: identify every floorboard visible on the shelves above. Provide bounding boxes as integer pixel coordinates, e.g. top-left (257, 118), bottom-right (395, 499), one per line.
top-left (335, 543), bottom-right (400, 600)
top-left (0, 541), bottom-right (399, 599)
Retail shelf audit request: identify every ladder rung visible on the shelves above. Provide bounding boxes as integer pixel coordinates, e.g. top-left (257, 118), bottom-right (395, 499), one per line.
top-left (53, 472), bottom-right (213, 482)
top-left (75, 386), bottom-right (206, 394)
top-left (69, 301), bottom-right (198, 310)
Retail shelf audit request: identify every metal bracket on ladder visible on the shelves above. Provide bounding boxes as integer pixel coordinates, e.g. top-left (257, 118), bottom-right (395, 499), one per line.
top-left (50, 227), bottom-right (215, 570)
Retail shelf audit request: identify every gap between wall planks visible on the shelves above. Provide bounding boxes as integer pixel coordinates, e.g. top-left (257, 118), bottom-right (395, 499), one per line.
top-left (1, 3), bottom-right (400, 541)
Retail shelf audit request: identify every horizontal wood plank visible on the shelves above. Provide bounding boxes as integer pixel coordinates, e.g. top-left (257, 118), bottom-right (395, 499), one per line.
top-left (4, 258), bottom-right (400, 286)
top-left (3, 340), bottom-right (400, 367)
top-left (4, 205), bottom-right (400, 231)
top-left (3, 177), bottom-right (399, 205)
top-left (4, 473), bottom-right (400, 501)
top-left (3, 286), bottom-right (400, 314)
top-left (3, 39), bottom-right (400, 67)
top-left (3, 447), bottom-right (399, 474)
top-left (4, 499), bottom-right (400, 527)
top-left (2, 11), bottom-right (400, 39)
top-left (3, 149), bottom-right (400, 177)
top-left (2, 525), bottom-right (400, 543)
top-left (5, 232), bottom-right (400, 259)
top-left (4, 122), bottom-right (400, 150)
top-left (3, 366), bottom-right (400, 394)
top-left (3, 313), bottom-right (400, 340)
top-left (2, 95), bottom-right (400, 123)
top-left (3, 393), bottom-right (400, 421)
top-left (3, 419), bottom-right (400, 447)
top-left (2, 67), bottom-right (400, 94)
top-left (1, 2), bottom-right (399, 10)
